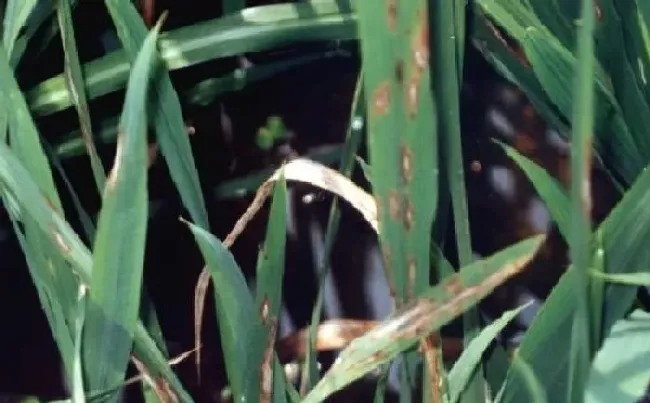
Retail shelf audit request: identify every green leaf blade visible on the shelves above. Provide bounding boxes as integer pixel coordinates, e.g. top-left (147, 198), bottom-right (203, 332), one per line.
top-left (82, 19), bottom-right (162, 394)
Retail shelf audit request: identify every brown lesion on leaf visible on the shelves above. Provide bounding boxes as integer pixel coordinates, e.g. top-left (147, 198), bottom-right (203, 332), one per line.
top-left (373, 82), bottom-right (391, 116)
top-left (43, 194), bottom-right (63, 215)
top-left (412, 9), bottom-right (430, 74)
top-left (407, 256), bottom-right (417, 299)
top-left (594, 0), bottom-right (603, 21)
top-left (405, 78), bottom-right (419, 118)
top-left (388, 189), bottom-right (401, 220)
top-left (106, 130), bottom-right (125, 192)
top-left (387, 0), bottom-right (397, 32)
top-left (443, 275), bottom-right (465, 297)
top-left (483, 16), bottom-right (531, 69)
top-left (49, 224), bottom-right (71, 255)
top-left (401, 145), bottom-right (414, 183)
top-left (259, 313), bottom-right (277, 403)
top-left (259, 295), bottom-right (272, 323)
top-left (403, 199), bottom-right (415, 232)
top-left (421, 334), bottom-right (444, 403)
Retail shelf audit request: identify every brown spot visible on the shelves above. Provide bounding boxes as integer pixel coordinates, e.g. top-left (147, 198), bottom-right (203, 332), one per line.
top-left (43, 195), bottom-right (62, 215)
top-left (401, 145), bottom-right (414, 182)
top-left (470, 160), bottom-right (482, 173)
top-left (387, 0), bottom-right (397, 31)
top-left (395, 60), bottom-right (404, 83)
top-left (403, 200), bottom-right (415, 231)
top-left (484, 18), bottom-right (531, 69)
top-left (412, 10), bottom-right (430, 72)
top-left (407, 257), bottom-right (417, 299)
top-left (260, 296), bottom-right (271, 322)
top-left (52, 229), bottom-right (71, 255)
top-left (444, 276), bottom-right (464, 297)
top-left (388, 190), bottom-right (401, 220)
top-left (595, 1), bottom-right (602, 21)
top-left (259, 314), bottom-right (277, 403)
top-left (107, 131), bottom-right (126, 191)
top-left (374, 82), bottom-right (391, 116)
top-left (406, 79), bottom-right (419, 118)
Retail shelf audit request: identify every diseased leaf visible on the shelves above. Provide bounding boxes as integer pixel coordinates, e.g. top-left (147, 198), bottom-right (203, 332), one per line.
top-left (301, 235), bottom-right (545, 403)
top-left (82, 18), bottom-right (162, 395)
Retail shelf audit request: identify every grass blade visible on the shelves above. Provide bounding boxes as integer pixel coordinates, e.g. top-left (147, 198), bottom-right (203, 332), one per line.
top-left (447, 303), bottom-right (530, 403)
top-left (566, 1), bottom-right (596, 400)
top-left (433, 0), bottom-right (482, 401)
top-left (494, 140), bottom-right (571, 242)
top-left (72, 288), bottom-right (87, 403)
top-left (0, 114), bottom-right (192, 403)
top-left (55, 0), bottom-right (106, 193)
top-left (300, 235), bottom-right (545, 403)
top-left (105, 0), bottom-right (210, 231)
top-left (254, 175), bottom-right (287, 403)
top-left (498, 162), bottom-right (650, 403)
top-left (590, 271), bottom-right (650, 286)
top-left (183, 220), bottom-right (258, 403)
top-left (302, 72), bottom-right (365, 392)
top-left (2, 0), bottom-right (38, 55)
top-left (26, 0), bottom-right (357, 118)
top-left (81, 18), bottom-right (162, 395)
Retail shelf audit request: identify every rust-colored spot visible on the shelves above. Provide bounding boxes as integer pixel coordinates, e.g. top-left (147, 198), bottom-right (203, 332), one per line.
top-left (406, 78), bottom-right (419, 118)
top-left (387, 0), bottom-right (397, 31)
top-left (395, 60), bottom-right (404, 83)
top-left (444, 276), bottom-right (464, 297)
top-left (388, 190), bottom-right (401, 220)
top-left (412, 10), bottom-right (430, 73)
top-left (52, 229), bottom-right (71, 255)
top-left (374, 82), bottom-right (391, 116)
top-left (401, 145), bottom-right (414, 183)
top-left (259, 314), bottom-right (277, 403)
top-left (485, 18), bottom-right (531, 69)
top-left (107, 131), bottom-right (126, 191)
top-left (403, 200), bottom-right (415, 232)
top-left (470, 160), bottom-right (482, 173)
top-left (43, 195), bottom-right (62, 215)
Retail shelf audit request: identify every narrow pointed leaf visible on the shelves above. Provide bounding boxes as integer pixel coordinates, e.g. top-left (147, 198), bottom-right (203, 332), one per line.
top-left (495, 140), bottom-right (570, 242)
top-left (301, 235), bottom-right (545, 403)
top-left (82, 20), bottom-right (161, 394)
top-left (447, 303), bottom-right (530, 403)
top-left (499, 163), bottom-right (650, 403)
top-left (105, 0), bottom-right (210, 231)
top-left (56, 0), bottom-right (106, 193)
top-left (183, 220), bottom-right (256, 403)
top-left (2, 0), bottom-right (38, 55)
